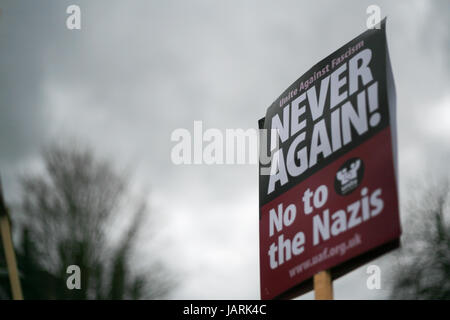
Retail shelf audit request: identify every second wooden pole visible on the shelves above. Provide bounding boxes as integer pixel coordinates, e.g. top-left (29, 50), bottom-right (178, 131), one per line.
top-left (314, 270), bottom-right (333, 300)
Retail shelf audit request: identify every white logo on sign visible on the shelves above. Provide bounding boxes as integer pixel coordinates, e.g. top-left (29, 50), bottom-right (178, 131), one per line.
top-left (336, 159), bottom-right (360, 186)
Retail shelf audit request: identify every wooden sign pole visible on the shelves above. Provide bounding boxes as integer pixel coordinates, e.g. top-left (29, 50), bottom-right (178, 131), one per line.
top-left (0, 215), bottom-right (23, 300)
top-left (0, 177), bottom-right (23, 300)
top-left (314, 270), bottom-right (333, 300)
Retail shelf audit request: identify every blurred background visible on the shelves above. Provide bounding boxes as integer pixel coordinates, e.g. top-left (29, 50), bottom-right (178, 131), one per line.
top-left (0, 0), bottom-right (449, 299)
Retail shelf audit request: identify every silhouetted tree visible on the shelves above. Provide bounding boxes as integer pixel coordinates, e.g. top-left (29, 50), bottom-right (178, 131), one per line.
top-left (4, 145), bottom-right (172, 299)
top-left (390, 178), bottom-right (450, 299)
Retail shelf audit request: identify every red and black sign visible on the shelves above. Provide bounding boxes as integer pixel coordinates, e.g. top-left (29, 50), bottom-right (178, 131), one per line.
top-left (258, 19), bottom-right (400, 300)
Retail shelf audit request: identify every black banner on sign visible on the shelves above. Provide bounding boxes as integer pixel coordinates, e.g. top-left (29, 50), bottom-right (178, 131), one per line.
top-left (259, 18), bottom-right (396, 206)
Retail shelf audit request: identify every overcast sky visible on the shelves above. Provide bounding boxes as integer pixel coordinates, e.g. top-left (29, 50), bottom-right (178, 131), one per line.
top-left (1, 0), bottom-right (449, 299)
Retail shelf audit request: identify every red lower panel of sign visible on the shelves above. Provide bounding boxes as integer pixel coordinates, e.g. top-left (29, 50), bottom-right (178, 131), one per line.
top-left (259, 127), bottom-right (400, 299)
